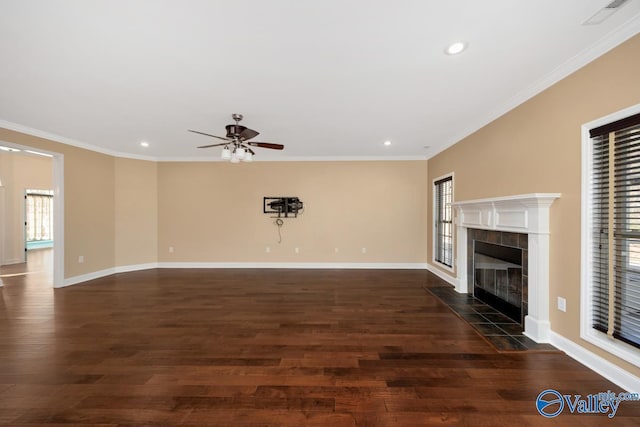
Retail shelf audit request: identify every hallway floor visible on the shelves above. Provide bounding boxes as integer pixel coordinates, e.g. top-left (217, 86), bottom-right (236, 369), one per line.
top-left (0, 248), bottom-right (53, 289)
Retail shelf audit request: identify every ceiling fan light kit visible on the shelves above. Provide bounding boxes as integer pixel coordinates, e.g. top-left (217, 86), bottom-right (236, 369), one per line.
top-left (189, 113), bottom-right (284, 163)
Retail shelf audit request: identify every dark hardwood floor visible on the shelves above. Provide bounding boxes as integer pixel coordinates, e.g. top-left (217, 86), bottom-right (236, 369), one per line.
top-left (0, 252), bottom-right (638, 425)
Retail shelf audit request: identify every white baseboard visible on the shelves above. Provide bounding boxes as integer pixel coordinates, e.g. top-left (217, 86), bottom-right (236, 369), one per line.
top-left (549, 331), bottom-right (640, 393)
top-left (426, 263), bottom-right (459, 289)
top-left (61, 267), bottom-right (117, 288)
top-left (114, 263), bottom-right (158, 274)
top-left (61, 263), bottom-right (158, 287)
top-left (157, 262), bottom-right (428, 269)
top-left (59, 262), bottom-right (429, 287)
top-left (523, 316), bottom-right (551, 344)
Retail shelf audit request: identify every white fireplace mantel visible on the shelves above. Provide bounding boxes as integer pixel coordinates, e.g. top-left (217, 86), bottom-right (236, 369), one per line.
top-left (453, 193), bottom-right (561, 234)
top-left (452, 193), bottom-right (561, 343)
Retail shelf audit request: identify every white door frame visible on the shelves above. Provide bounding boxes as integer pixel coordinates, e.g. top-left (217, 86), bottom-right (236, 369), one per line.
top-left (0, 140), bottom-right (64, 287)
top-left (52, 153), bottom-right (64, 288)
top-left (0, 183), bottom-right (4, 286)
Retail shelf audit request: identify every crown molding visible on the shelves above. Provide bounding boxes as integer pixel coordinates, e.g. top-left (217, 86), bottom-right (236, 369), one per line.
top-left (154, 155), bottom-right (428, 162)
top-left (0, 119), bottom-right (157, 161)
top-left (0, 119), bottom-right (427, 162)
top-left (429, 13), bottom-right (640, 159)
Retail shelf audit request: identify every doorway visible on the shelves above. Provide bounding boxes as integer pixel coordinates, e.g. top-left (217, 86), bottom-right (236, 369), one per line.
top-left (0, 142), bottom-right (63, 287)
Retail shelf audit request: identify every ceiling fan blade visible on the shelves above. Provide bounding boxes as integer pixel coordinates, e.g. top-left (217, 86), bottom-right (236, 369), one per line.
top-left (239, 127), bottom-right (259, 141)
top-left (247, 142), bottom-right (284, 150)
top-left (188, 129), bottom-right (232, 141)
top-left (197, 142), bottom-right (229, 148)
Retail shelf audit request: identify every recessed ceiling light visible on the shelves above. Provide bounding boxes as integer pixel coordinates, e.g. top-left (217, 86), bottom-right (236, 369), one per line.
top-left (445, 42), bottom-right (467, 55)
top-left (0, 146), bottom-right (21, 152)
top-left (140, 141), bottom-right (149, 147)
top-left (383, 140), bottom-right (392, 146)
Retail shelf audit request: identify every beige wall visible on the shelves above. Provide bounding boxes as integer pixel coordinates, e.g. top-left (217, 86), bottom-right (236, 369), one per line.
top-left (0, 131), bottom-right (160, 277)
top-left (115, 158), bottom-right (158, 267)
top-left (158, 161), bottom-right (428, 263)
top-left (0, 129), bottom-right (118, 277)
top-left (0, 127), bottom-right (427, 278)
top-left (427, 35), bottom-right (640, 376)
top-left (0, 152), bottom-right (53, 265)
top-left (64, 147), bottom-right (116, 277)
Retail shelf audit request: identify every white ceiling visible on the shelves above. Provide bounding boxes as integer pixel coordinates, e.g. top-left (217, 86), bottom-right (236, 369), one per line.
top-left (1, 0), bottom-right (639, 161)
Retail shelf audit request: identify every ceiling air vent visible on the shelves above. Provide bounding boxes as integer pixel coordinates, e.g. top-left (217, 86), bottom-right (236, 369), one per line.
top-left (605, 0), bottom-right (629, 8)
top-left (583, 0), bottom-right (630, 25)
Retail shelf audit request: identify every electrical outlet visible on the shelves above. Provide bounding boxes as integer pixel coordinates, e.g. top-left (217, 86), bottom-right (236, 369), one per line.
top-left (361, 247), bottom-right (367, 254)
top-left (557, 296), bottom-right (567, 312)
top-left (266, 246), bottom-right (271, 253)
top-left (78, 255), bottom-right (84, 263)
top-left (294, 247), bottom-right (300, 254)
top-left (169, 246), bottom-right (174, 253)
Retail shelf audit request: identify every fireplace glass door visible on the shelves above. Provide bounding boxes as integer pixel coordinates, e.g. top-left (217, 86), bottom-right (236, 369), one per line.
top-left (473, 241), bottom-right (523, 323)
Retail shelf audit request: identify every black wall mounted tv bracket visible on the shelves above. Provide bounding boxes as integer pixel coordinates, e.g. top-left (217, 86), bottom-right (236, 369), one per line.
top-left (263, 197), bottom-right (304, 218)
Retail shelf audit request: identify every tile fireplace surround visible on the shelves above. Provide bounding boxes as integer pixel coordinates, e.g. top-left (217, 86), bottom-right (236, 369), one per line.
top-left (452, 193), bottom-right (560, 343)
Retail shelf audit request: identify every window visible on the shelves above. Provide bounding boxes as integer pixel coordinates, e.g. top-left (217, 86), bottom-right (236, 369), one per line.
top-left (26, 189), bottom-right (54, 243)
top-left (434, 174), bottom-right (454, 269)
top-left (583, 107), bottom-right (640, 366)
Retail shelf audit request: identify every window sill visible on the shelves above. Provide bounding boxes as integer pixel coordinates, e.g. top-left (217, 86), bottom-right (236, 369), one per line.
top-left (581, 328), bottom-right (640, 369)
top-left (432, 259), bottom-right (455, 274)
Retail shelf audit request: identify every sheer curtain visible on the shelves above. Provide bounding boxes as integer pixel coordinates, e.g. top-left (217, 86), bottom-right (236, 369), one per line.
top-left (26, 190), bottom-right (54, 242)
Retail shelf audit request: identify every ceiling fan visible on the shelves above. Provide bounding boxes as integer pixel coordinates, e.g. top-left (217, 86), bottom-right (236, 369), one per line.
top-left (189, 113), bottom-right (284, 162)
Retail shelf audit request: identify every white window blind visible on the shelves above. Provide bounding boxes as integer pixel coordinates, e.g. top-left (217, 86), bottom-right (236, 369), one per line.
top-left (434, 176), bottom-right (453, 268)
top-left (590, 113), bottom-right (640, 349)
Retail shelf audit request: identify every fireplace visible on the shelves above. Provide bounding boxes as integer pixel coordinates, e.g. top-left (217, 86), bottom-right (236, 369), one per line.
top-left (451, 193), bottom-right (560, 343)
top-left (473, 240), bottom-right (523, 324)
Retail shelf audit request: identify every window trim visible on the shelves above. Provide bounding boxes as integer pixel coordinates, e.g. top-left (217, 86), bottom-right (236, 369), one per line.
top-left (581, 103), bottom-right (640, 368)
top-left (432, 172), bottom-right (455, 272)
